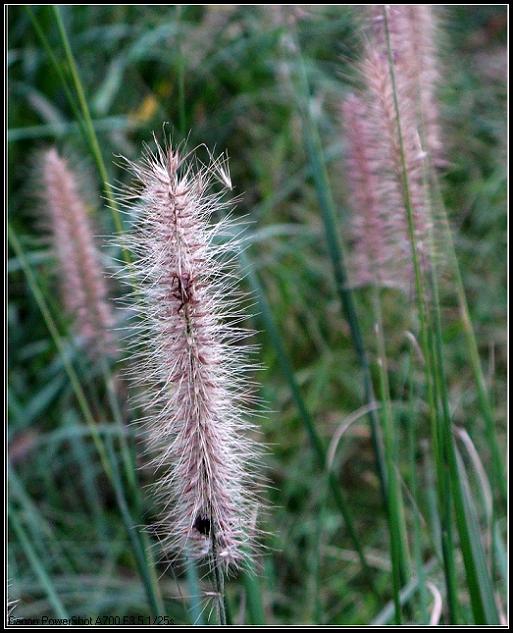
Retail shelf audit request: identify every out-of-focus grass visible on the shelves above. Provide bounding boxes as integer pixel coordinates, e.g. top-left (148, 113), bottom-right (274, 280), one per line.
top-left (7, 5), bottom-right (506, 625)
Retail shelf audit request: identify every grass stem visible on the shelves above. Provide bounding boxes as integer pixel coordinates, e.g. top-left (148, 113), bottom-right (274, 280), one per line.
top-left (372, 289), bottom-right (410, 623)
top-left (382, 6), bottom-right (499, 623)
top-left (290, 31), bottom-right (389, 512)
top-left (51, 6), bottom-right (130, 265)
top-left (241, 250), bottom-right (377, 595)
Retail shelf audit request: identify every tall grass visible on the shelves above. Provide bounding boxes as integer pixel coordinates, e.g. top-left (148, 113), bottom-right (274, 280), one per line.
top-left (380, 6), bottom-right (500, 623)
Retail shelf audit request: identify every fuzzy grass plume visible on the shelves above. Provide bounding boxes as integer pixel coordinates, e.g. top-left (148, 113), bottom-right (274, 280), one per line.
top-left (341, 92), bottom-right (411, 290)
top-left (116, 139), bottom-right (262, 571)
top-left (41, 148), bottom-right (116, 357)
top-left (362, 46), bottom-right (431, 267)
top-left (342, 5), bottom-right (441, 287)
top-left (368, 5), bottom-right (441, 160)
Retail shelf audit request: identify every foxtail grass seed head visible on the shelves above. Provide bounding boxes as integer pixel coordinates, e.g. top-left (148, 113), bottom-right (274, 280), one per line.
top-left (41, 148), bottom-right (116, 358)
top-left (341, 93), bottom-right (411, 290)
top-left (355, 14), bottom-right (434, 276)
top-left (116, 140), bottom-right (262, 570)
top-left (368, 5), bottom-right (442, 162)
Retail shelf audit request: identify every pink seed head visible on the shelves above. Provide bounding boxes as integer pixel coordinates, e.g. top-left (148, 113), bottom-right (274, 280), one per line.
top-left (41, 148), bottom-right (116, 358)
top-left (358, 36), bottom-right (433, 277)
top-left (117, 140), bottom-right (263, 570)
top-left (342, 93), bottom-right (411, 290)
top-left (368, 5), bottom-right (442, 163)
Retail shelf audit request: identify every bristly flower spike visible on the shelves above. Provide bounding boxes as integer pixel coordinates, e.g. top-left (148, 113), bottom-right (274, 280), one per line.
top-left (41, 148), bottom-right (116, 357)
top-left (341, 92), bottom-right (411, 290)
top-left (341, 5), bottom-right (443, 287)
top-left (359, 33), bottom-right (433, 273)
top-left (368, 4), bottom-right (442, 162)
top-left (116, 139), bottom-right (262, 571)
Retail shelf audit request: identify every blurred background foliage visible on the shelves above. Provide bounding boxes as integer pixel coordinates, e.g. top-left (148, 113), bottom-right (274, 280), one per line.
top-left (8, 5), bottom-right (506, 625)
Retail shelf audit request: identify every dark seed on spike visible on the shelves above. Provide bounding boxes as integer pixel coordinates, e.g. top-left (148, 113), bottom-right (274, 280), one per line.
top-left (193, 515), bottom-right (211, 537)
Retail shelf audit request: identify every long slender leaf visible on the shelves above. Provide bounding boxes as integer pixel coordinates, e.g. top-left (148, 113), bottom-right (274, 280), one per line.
top-left (380, 7), bottom-right (461, 620)
top-left (9, 511), bottom-right (68, 620)
top-left (289, 31), bottom-right (389, 512)
top-left (240, 250), bottom-right (376, 594)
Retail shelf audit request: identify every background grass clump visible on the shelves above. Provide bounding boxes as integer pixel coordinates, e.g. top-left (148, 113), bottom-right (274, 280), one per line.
top-left (7, 5), bottom-right (507, 626)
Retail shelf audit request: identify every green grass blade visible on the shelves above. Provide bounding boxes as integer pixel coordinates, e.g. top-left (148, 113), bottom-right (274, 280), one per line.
top-left (426, 165), bottom-right (498, 624)
top-left (372, 290), bottom-right (409, 623)
top-left (64, 410), bottom-right (109, 541)
top-left (8, 116), bottom-right (134, 142)
top-left (9, 468), bottom-right (71, 574)
top-left (429, 172), bottom-right (506, 504)
top-left (8, 225), bottom-right (163, 616)
top-left (240, 250), bottom-right (376, 594)
top-left (492, 522), bottom-right (507, 594)
top-left (427, 280), bottom-right (460, 622)
top-left (380, 7), bottom-right (461, 620)
top-left (242, 567), bottom-right (266, 625)
top-left (24, 6), bottom-right (87, 140)
top-left (381, 7), bottom-right (502, 621)
top-left (185, 554), bottom-right (205, 625)
top-left (405, 349), bottom-right (429, 624)
top-left (104, 436), bottom-right (164, 616)
top-left (51, 6), bottom-right (128, 257)
top-left (8, 225), bottom-right (111, 475)
top-left (289, 35), bottom-right (388, 511)
top-left (371, 558), bottom-right (438, 625)
top-left (449, 446), bottom-right (500, 623)
top-left (9, 510), bottom-right (69, 619)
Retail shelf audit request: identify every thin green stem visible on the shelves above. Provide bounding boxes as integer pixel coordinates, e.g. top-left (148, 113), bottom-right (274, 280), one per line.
top-left (381, 7), bottom-right (460, 621)
top-left (210, 525), bottom-right (227, 626)
top-left (426, 244), bottom-right (460, 624)
top-left (241, 251), bottom-right (377, 595)
top-left (405, 350), bottom-right (429, 624)
top-left (9, 511), bottom-right (68, 619)
top-left (429, 173), bottom-right (506, 503)
top-left (8, 225), bottom-right (111, 475)
top-left (382, 6), bottom-right (499, 623)
top-left (291, 33), bottom-right (388, 511)
top-left (51, 6), bottom-right (128, 260)
top-left (372, 289), bottom-right (409, 624)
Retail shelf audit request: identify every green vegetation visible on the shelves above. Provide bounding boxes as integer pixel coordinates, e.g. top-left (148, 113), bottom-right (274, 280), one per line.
top-left (8, 5), bottom-right (507, 625)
